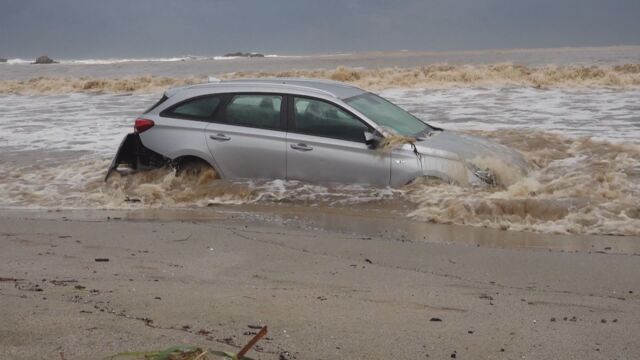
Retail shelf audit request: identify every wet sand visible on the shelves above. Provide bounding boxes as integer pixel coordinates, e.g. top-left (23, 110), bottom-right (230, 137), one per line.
top-left (1, 209), bottom-right (639, 359)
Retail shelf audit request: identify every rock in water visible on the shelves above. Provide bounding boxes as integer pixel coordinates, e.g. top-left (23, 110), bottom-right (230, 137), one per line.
top-left (223, 52), bottom-right (265, 58)
top-left (34, 55), bottom-right (57, 64)
top-left (0, 58), bottom-right (7, 63)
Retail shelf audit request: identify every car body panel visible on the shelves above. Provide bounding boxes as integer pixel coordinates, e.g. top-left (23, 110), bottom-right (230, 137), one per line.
top-left (138, 115), bottom-right (217, 169)
top-left (286, 132), bottom-right (390, 186)
top-left (204, 123), bottom-right (286, 179)
top-left (390, 147), bottom-right (424, 186)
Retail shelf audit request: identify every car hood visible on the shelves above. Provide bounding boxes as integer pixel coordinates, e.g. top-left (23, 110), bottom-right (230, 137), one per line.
top-left (413, 130), bottom-right (529, 185)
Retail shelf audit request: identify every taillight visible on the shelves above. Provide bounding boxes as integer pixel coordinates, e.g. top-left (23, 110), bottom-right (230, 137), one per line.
top-left (134, 118), bottom-right (154, 133)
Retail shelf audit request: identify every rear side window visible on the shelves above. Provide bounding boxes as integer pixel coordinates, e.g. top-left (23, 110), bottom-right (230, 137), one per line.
top-left (226, 94), bottom-right (282, 130)
top-left (293, 97), bottom-right (369, 142)
top-left (163, 96), bottom-right (221, 120)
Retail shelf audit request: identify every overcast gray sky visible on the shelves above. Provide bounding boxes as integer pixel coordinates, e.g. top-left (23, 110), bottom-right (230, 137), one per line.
top-left (1, 0), bottom-right (639, 58)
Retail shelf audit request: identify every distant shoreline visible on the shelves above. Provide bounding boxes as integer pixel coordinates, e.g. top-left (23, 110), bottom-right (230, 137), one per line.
top-left (2, 45), bottom-right (639, 66)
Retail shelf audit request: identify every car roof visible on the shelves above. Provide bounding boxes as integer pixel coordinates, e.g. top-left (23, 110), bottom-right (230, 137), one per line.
top-left (168, 78), bottom-right (366, 100)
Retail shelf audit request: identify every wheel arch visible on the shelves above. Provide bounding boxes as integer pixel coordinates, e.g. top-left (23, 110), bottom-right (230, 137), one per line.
top-left (171, 152), bottom-right (224, 178)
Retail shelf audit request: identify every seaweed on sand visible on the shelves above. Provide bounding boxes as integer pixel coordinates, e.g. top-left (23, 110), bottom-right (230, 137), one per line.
top-left (107, 326), bottom-right (267, 360)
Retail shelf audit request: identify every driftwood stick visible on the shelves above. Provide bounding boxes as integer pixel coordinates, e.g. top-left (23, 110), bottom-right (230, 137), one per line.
top-left (237, 326), bottom-right (267, 358)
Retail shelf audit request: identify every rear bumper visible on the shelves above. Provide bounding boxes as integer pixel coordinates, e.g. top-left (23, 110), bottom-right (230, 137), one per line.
top-left (104, 133), bottom-right (170, 181)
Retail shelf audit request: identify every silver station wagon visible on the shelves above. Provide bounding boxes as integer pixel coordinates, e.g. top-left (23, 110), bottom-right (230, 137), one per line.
top-left (107, 78), bottom-right (527, 186)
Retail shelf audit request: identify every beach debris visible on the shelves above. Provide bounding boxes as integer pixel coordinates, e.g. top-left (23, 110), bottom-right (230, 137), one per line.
top-left (33, 55), bottom-right (57, 64)
top-left (108, 326), bottom-right (267, 359)
top-left (429, 317), bottom-right (442, 322)
top-left (377, 135), bottom-right (418, 154)
top-left (108, 345), bottom-right (205, 360)
top-left (236, 326), bottom-right (267, 359)
top-left (95, 258), bottom-right (110, 262)
top-left (50, 279), bottom-right (78, 286)
top-left (364, 258), bottom-right (373, 264)
top-left (15, 282), bottom-right (43, 292)
top-left (173, 233), bottom-right (193, 242)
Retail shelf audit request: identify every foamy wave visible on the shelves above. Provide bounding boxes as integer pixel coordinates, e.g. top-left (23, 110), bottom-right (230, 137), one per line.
top-left (0, 76), bottom-right (206, 95)
top-left (406, 130), bottom-right (640, 235)
top-left (232, 63), bottom-right (640, 89)
top-left (61, 56), bottom-right (204, 65)
top-left (2, 56), bottom-right (211, 65)
top-left (2, 63), bottom-right (640, 95)
top-left (1, 131), bottom-right (638, 235)
top-left (5, 58), bottom-right (32, 65)
top-left (0, 157), bottom-right (398, 210)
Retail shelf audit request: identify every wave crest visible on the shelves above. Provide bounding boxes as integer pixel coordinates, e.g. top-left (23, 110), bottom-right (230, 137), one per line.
top-left (0, 76), bottom-right (204, 95)
top-left (2, 63), bottom-right (640, 95)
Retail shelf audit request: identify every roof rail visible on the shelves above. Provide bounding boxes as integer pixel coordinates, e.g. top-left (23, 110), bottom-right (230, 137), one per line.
top-left (182, 81), bottom-right (339, 98)
top-left (223, 77), bottom-right (358, 88)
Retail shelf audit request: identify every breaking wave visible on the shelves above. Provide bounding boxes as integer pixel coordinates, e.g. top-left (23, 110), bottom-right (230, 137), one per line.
top-left (0, 75), bottom-right (204, 95)
top-left (2, 63), bottom-right (640, 95)
top-left (406, 130), bottom-right (640, 235)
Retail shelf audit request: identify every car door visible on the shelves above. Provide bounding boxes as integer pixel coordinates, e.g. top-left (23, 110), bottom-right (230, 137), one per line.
top-left (286, 96), bottom-right (390, 186)
top-left (204, 93), bottom-right (287, 180)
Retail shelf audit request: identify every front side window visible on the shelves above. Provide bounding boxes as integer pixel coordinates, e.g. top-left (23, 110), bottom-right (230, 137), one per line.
top-left (293, 97), bottom-right (369, 142)
top-left (345, 92), bottom-right (432, 136)
top-left (164, 96), bottom-right (221, 120)
top-left (226, 94), bottom-right (282, 130)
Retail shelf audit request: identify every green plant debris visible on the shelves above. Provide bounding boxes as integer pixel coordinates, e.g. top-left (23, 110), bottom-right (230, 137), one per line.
top-left (107, 345), bottom-right (255, 360)
top-left (107, 326), bottom-right (266, 360)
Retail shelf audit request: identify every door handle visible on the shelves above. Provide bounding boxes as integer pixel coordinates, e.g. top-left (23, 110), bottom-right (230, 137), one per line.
top-left (209, 133), bottom-right (230, 141)
top-left (290, 143), bottom-right (313, 151)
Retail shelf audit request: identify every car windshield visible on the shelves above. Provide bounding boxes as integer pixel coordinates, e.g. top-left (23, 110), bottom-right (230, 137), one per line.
top-left (344, 92), bottom-right (432, 136)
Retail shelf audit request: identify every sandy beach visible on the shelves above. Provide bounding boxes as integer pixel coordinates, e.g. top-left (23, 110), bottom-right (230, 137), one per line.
top-left (1, 208), bottom-right (639, 359)
top-left (1, 47), bottom-right (639, 359)
top-left (2, 0), bottom-right (640, 358)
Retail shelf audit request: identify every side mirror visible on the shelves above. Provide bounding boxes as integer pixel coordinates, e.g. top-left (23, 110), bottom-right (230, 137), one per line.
top-left (364, 131), bottom-right (381, 149)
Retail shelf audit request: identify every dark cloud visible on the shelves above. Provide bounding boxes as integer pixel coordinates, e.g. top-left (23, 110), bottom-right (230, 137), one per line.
top-left (1, 0), bottom-right (639, 58)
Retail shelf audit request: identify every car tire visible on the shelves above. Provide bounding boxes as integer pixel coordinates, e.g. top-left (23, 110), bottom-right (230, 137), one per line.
top-left (175, 158), bottom-right (215, 178)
